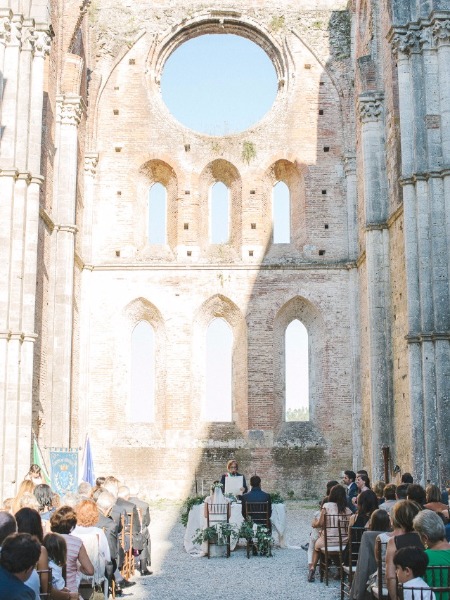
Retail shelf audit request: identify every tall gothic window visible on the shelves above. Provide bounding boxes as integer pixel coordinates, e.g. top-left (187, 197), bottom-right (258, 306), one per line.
top-left (148, 182), bottom-right (167, 244)
top-left (285, 319), bottom-right (309, 421)
top-left (130, 321), bottom-right (155, 422)
top-left (210, 182), bottom-right (229, 243)
top-left (272, 181), bottom-right (290, 243)
top-left (204, 318), bottom-right (233, 421)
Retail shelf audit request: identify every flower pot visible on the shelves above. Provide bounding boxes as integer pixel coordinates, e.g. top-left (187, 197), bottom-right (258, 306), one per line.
top-left (209, 543), bottom-right (228, 558)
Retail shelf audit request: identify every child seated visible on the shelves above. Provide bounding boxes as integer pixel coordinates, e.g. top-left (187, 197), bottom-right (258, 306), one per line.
top-left (43, 532), bottom-right (78, 600)
top-left (393, 546), bottom-right (436, 600)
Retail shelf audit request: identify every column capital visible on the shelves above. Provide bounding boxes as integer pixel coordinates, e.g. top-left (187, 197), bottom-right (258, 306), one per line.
top-left (0, 10), bottom-right (13, 46)
top-left (344, 153), bottom-right (356, 175)
top-left (84, 153), bottom-right (99, 176)
top-left (32, 28), bottom-right (52, 58)
top-left (433, 19), bottom-right (450, 47)
top-left (56, 95), bottom-right (85, 126)
top-left (391, 28), bottom-right (422, 57)
top-left (8, 15), bottom-right (23, 48)
top-left (358, 93), bottom-right (384, 123)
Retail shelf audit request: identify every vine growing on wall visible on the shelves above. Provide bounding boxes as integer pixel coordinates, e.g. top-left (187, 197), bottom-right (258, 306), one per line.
top-left (242, 141), bottom-right (256, 164)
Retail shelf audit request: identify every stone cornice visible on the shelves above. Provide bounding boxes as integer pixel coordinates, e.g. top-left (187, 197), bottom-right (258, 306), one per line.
top-left (82, 261), bottom-right (359, 272)
top-left (0, 10), bottom-right (13, 46)
top-left (358, 92), bottom-right (384, 123)
top-left (400, 167), bottom-right (450, 185)
top-left (365, 222), bottom-right (389, 232)
top-left (0, 331), bottom-right (38, 342)
top-left (406, 332), bottom-right (450, 343)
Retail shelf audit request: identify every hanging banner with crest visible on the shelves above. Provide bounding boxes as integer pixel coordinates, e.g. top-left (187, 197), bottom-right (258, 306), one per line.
top-left (50, 448), bottom-right (79, 495)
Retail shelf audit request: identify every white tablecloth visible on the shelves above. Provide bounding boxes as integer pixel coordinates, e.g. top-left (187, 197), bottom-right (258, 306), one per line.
top-left (183, 502), bottom-right (286, 556)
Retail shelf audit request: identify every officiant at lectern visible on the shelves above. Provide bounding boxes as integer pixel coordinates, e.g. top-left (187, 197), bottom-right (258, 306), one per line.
top-left (220, 460), bottom-right (248, 498)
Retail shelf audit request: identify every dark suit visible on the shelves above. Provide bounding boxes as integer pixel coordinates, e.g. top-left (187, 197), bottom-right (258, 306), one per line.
top-left (129, 495), bottom-right (151, 569)
top-left (113, 497), bottom-right (142, 551)
top-left (241, 487), bottom-right (272, 524)
top-left (96, 513), bottom-right (120, 563)
top-left (347, 481), bottom-right (358, 513)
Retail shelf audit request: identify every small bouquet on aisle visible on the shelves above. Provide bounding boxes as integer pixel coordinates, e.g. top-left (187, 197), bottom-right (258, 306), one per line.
top-left (192, 522), bottom-right (238, 546)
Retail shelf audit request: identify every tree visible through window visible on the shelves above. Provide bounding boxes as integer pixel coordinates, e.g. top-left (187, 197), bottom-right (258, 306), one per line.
top-left (210, 182), bottom-right (229, 243)
top-left (204, 318), bottom-right (232, 421)
top-left (273, 181), bottom-right (290, 243)
top-left (148, 182), bottom-right (167, 244)
top-left (285, 319), bottom-right (309, 421)
top-left (130, 321), bottom-right (155, 422)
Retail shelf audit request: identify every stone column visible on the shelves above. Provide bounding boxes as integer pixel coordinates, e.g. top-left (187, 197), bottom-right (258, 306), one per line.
top-left (392, 17), bottom-right (450, 485)
top-left (358, 93), bottom-right (393, 480)
top-left (49, 95), bottom-right (83, 447)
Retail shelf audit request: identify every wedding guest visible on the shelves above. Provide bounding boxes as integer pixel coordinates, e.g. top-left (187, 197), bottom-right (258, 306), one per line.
top-left (42, 533), bottom-right (78, 600)
top-left (393, 547), bottom-right (435, 600)
top-left (423, 485), bottom-right (449, 521)
top-left (12, 481), bottom-right (35, 515)
top-left (0, 533), bottom-right (41, 600)
top-left (373, 481), bottom-right (386, 505)
top-left (407, 484), bottom-right (427, 508)
top-left (413, 509), bottom-right (450, 586)
top-left (0, 512), bottom-right (17, 545)
top-left (15, 508), bottom-right (49, 599)
top-left (349, 489), bottom-right (379, 527)
top-left (24, 465), bottom-right (44, 487)
top-left (220, 460), bottom-right (248, 496)
top-left (34, 484), bottom-right (54, 529)
top-left (382, 484), bottom-right (398, 514)
top-left (401, 473), bottom-right (414, 484)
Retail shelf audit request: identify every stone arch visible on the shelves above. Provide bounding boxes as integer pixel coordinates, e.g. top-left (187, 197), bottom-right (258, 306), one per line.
top-left (273, 296), bottom-right (326, 433)
top-left (115, 297), bottom-right (167, 430)
top-left (263, 159), bottom-right (306, 252)
top-left (135, 159), bottom-right (179, 257)
top-left (192, 294), bottom-right (248, 432)
top-left (198, 159), bottom-right (242, 259)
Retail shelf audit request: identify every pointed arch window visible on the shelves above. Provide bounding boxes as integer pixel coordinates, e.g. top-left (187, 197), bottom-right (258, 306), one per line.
top-left (204, 318), bottom-right (233, 421)
top-left (285, 319), bottom-right (309, 421)
top-left (273, 181), bottom-right (290, 243)
top-left (148, 182), bottom-right (167, 244)
top-left (210, 182), bottom-right (229, 243)
top-left (130, 321), bottom-right (155, 422)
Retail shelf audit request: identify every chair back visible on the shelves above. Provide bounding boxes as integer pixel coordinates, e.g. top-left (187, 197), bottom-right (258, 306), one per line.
top-left (206, 503), bottom-right (230, 526)
top-left (347, 526), bottom-right (366, 568)
top-left (244, 502), bottom-right (270, 528)
top-left (324, 511), bottom-right (351, 550)
top-left (371, 536), bottom-right (389, 599)
top-left (36, 567), bottom-right (52, 599)
top-left (76, 531), bottom-right (106, 586)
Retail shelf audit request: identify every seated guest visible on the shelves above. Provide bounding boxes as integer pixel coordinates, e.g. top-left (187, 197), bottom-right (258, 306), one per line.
top-left (15, 507), bottom-right (49, 598)
top-left (120, 485), bottom-right (152, 576)
top-left (50, 506), bottom-right (94, 595)
top-left (308, 484), bottom-right (352, 582)
top-left (220, 460), bottom-right (248, 496)
top-left (241, 475), bottom-right (271, 523)
top-left (402, 472), bottom-right (414, 484)
top-left (60, 492), bottom-right (80, 508)
top-left (385, 500), bottom-right (424, 600)
top-left (349, 489), bottom-right (379, 527)
top-left (95, 490), bottom-right (121, 586)
top-left (407, 484), bottom-right (427, 508)
top-left (382, 483), bottom-right (398, 514)
top-left (413, 509), bottom-right (450, 587)
top-left (349, 509), bottom-right (391, 600)
top-left (12, 481), bottom-right (36, 515)
top-left (34, 484), bottom-right (54, 528)
top-left (396, 483), bottom-right (409, 500)
top-left (0, 511), bottom-right (17, 545)
top-left (43, 533), bottom-right (78, 600)
top-left (0, 533), bottom-right (41, 600)
top-left (424, 485), bottom-right (449, 521)
top-left (77, 482), bottom-right (92, 500)
top-left (304, 481), bottom-right (339, 569)
top-left (373, 481), bottom-right (386, 505)
top-left (24, 465), bottom-right (44, 487)
top-left (393, 547), bottom-right (435, 600)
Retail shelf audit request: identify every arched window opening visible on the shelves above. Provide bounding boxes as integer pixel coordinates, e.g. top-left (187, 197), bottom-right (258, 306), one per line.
top-left (148, 182), bottom-right (167, 244)
top-left (210, 182), bottom-right (229, 243)
top-left (130, 321), bottom-right (155, 422)
top-left (204, 318), bottom-right (233, 421)
top-left (272, 181), bottom-right (290, 243)
top-left (285, 319), bottom-right (309, 421)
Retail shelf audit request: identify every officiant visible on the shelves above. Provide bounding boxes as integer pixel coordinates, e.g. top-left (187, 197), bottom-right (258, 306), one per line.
top-left (220, 460), bottom-right (248, 498)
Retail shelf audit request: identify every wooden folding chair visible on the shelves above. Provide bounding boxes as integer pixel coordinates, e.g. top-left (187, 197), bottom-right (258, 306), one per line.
top-left (120, 511), bottom-right (135, 580)
top-left (205, 502), bottom-right (231, 558)
top-left (342, 526), bottom-right (366, 599)
top-left (371, 538), bottom-right (389, 599)
top-left (244, 501), bottom-right (271, 558)
top-left (36, 567), bottom-right (52, 599)
top-left (319, 512), bottom-right (351, 586)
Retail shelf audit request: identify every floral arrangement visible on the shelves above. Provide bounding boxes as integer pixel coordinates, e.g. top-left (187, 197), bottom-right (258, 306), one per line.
top-left (238, 518), bottom-right (274, 557)
top-left (192, 522), bottom-right (239, 545)
top-left (211, 482), bottom-right (223, 490)
top-left (269, 492), bottom-right (284, 504)
top-left (224, 493), bottom-right (237, 503)
top-left (180, 495), bottom-right (206, 527)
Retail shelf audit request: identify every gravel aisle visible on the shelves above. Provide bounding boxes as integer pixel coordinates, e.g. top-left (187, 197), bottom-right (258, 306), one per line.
top-left (121, 500), bottom-right (341, 600)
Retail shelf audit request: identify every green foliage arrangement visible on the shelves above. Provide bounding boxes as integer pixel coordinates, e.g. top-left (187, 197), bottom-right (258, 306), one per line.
top-left (180, 495), bottom-right (206, 527)
top-left (269, 492), bottom-right (284, 504)
top-left (192, 522), bottom-right (239, 545)
top-left (237, 518), bottom-right (273, 557)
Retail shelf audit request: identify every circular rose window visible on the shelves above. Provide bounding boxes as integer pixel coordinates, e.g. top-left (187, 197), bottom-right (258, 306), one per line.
top-left (161, 34), bottom-right (278, 136)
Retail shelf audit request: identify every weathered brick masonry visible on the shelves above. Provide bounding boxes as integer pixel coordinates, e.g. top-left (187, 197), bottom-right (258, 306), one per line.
top-left (1, 0), bottom-right (449, 500)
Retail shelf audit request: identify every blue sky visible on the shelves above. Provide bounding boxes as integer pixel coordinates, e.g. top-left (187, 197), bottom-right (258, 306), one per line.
top-left (161, 34), bottom-right (278, 135)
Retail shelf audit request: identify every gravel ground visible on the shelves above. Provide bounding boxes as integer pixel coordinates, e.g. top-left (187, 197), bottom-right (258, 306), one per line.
top-left (120, 500), bottom-right (341, 600)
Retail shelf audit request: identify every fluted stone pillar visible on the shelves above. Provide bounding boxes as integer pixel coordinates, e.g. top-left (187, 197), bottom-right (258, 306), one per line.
top-left (48, 95), bottom-right (84, 447)
top-left (0, 13), bottom-right (51, 498)
top-left (358, 93), bottom-right (393, 480)
top-left (391, 14), bottom-right (450, 485)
